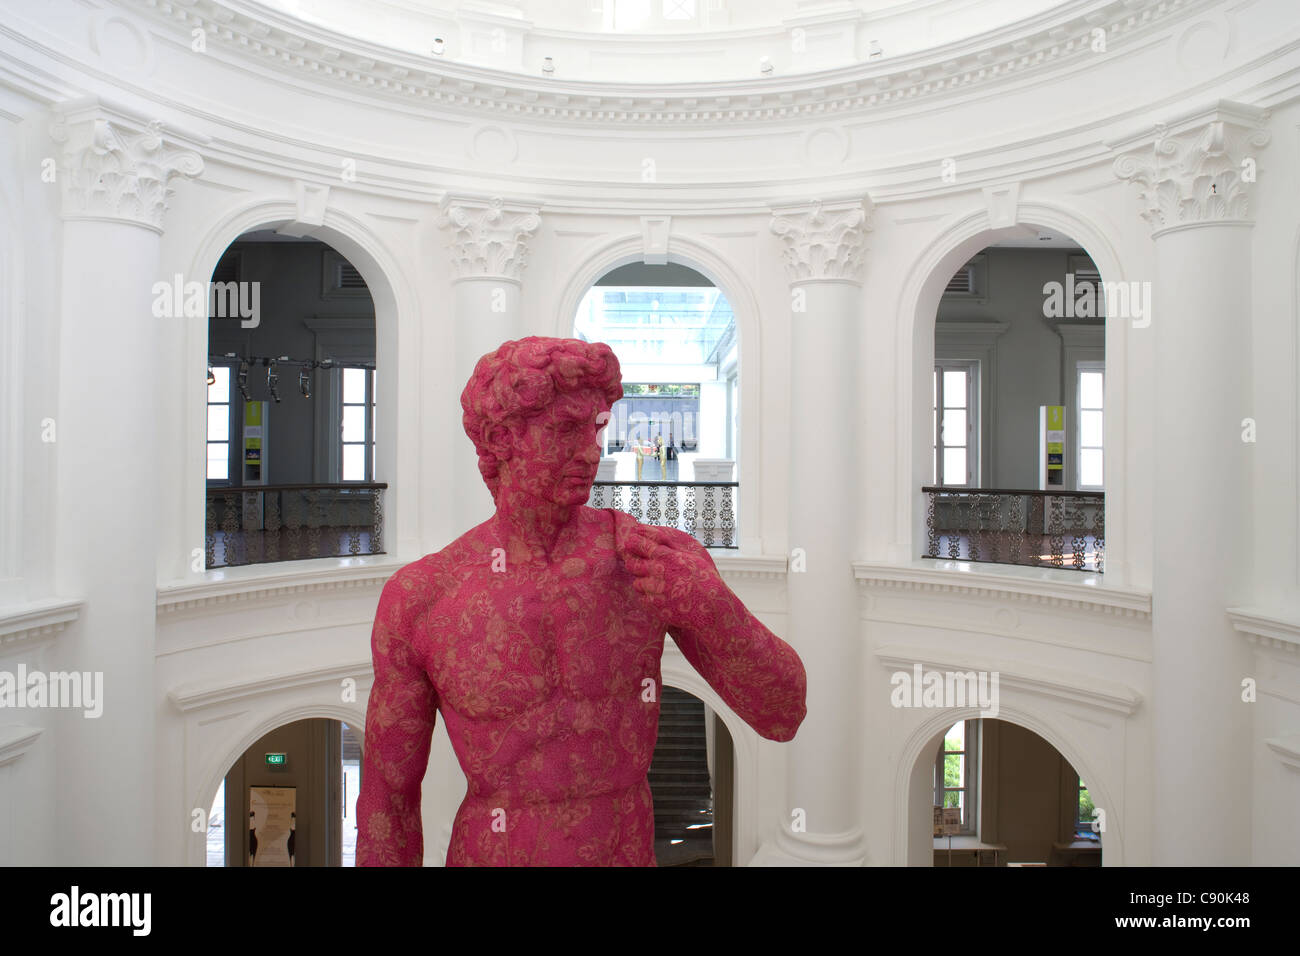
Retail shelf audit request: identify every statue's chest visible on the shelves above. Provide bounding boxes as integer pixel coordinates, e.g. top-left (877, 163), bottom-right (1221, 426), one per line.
top-left (423, 555), bottom-right (663, 720)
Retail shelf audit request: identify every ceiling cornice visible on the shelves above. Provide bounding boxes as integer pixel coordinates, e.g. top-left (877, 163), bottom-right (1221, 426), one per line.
top-left (119, 0), bottom-right (1220, 129)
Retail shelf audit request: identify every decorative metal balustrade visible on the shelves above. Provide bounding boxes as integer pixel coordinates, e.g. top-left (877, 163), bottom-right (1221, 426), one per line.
top-left (588, 480), bottom-right (738, 549)
top-left (922, 487), bottom-right (1104, 573)
top-left (205, 483), bottom-right (386, 569)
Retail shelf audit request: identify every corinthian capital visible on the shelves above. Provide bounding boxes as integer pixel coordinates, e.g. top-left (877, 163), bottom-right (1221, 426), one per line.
top-left (769, 197), bottom-right (872, 283)
top-left (437, 196), bottom-right (542, 282)
top-left (50, 102), bottom-right (203, 232)
top-left (1112, 104), bottom-right (1270, 235)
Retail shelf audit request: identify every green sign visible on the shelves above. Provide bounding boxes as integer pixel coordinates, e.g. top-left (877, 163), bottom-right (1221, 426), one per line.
top-left (265, 753), bottom-right (287, 766)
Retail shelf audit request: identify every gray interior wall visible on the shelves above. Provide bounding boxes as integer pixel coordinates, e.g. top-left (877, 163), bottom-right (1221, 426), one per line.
top-left (207, 239), bottom-right (374, 486)
top-left (936, 248), bottom-right (1104, 489)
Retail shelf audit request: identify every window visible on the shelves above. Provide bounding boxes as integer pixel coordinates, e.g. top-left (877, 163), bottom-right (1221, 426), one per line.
top-left (207, 366), bottom-right (232, 481)
top-left (1077, 363), bottom-right (1104, 489)
top-left (1075, 776), bottom-right (1099, 840)
top-left (933, 362), bottom-right (977, 486)
top-left (934, 720), bottom-right (979, 835)
top-left (340, 367), bottom-right (375, 481)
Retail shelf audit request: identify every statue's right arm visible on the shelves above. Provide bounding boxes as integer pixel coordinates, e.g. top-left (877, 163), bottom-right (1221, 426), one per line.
top-left (355, 565), bottom-right (440, 866)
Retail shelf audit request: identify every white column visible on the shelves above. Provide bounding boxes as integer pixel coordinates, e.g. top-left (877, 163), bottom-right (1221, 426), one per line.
top-left (697, 380), bottom-right (728, 459)
top-left (1114, 104), bottom-right (1268, 865)
top-left (755, 198), bottom-right (870, 864)
top-left (48, 104), bottom-right (202, 864)
top-left (437, 196), bottom-right (541, 524)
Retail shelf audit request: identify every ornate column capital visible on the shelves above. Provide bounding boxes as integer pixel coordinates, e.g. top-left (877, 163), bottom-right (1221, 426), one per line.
top-left (768, 197), bottom-right (872, 284)
top-left (1112, 103), bottom-right (1270, 236)
top-left (436, 195), bottom-right (542, 283)
top-left (50, 100), bottom-right (204, 233)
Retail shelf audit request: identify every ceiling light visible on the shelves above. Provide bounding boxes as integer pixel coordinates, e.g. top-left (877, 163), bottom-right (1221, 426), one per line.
top-left (542, 56), bottom-right (555, 75)
top-left (432, 37), bottom-right (444, 55)
top-left (759, 56), bottom-right (773, 75)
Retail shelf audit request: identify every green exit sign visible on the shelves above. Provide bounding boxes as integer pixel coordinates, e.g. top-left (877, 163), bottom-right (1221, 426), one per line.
top-left (265, 753), bottom-right (287, 766)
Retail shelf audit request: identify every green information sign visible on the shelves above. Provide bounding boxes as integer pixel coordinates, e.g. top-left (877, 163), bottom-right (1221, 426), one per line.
top-left (265, 753), bottom-right (287, 766)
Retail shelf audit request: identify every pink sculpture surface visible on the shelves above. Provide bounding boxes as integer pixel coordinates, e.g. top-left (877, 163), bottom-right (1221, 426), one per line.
top-left (356, 337), bottom-right (806, 866)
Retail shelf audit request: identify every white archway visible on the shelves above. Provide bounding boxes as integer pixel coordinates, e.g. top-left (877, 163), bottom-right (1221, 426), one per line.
top-left (172, 198), bottom-right (424, 578)
top-left (553, 233), bottom-right (766, 554)
top-left (894, 200), bottom-right (1133, 584)
top-left (190, 700), bottom-right (368, 867)
top-left (894, 703), bottom-right (1121, 866)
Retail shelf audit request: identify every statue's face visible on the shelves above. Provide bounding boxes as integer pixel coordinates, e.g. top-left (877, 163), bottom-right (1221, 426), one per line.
top-left (496, 387), bottom-right (611, 507)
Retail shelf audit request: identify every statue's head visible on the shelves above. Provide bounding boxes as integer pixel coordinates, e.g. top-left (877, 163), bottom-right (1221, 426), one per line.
top-left (461, 337), bottom-right (623, 505)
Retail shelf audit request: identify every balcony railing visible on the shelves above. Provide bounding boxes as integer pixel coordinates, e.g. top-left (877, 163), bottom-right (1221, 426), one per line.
top-left (922, 486), bottom-right (1104, 573)
top-left (205, 483), bottom-right (386, 569)
top-left (588, 480), bottom-right (738, 549)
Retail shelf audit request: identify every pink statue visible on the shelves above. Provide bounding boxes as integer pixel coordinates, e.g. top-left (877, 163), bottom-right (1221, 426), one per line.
top-left (356, 337), bottom-right (806, 866)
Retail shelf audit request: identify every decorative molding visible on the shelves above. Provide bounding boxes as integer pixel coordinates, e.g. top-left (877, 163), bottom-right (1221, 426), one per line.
top-left (874, 642), bottom-right (1143, 715)
top-left (934, 320), bottom-right (1009, 348)
top-left (436, 195), bottom-right (542, 281)
top-left (156, 562), bottom-right (403, 615)
top-left (49, 99), bottom-right (204, 233)
top-left (167, 659), bottom-right (373, 712)
top-left (640, 215), bottom-right (671, 265)
top-left (1111, 102), bottom-right (1271, 235)
top-left (715, 554), bottom-right (789, 581)
top-left (854, 561), bottom-right (1152, 619)
top-left (1227, 607), bottom-right (1300, 655)
top-left (1264, 734), bottom-right (1300, 773)
top-left (982, 182), bottom-right (1021, 230)
top-left (119, 0), bottom-right (1218, 128)
top-left (769, 197), bottom-right (872, 283)
top-left (0, 725), bottom-right (43, 769)
top-left (0, 599), bottom-right (82, 651)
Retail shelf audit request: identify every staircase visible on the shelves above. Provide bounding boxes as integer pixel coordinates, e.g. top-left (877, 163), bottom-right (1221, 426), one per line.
top-left (648, 687), bottom-right (714, 862)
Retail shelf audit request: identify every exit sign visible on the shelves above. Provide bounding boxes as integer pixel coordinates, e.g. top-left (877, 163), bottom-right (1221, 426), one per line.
top-left (265, 753), bottom-right (287, 766)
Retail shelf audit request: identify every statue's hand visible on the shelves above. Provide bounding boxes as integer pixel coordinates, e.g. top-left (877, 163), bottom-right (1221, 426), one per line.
top-left (621, 522), bottom-right (720, 625)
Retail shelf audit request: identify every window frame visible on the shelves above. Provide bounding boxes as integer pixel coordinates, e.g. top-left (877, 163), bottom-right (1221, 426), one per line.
top-left (339, 366), bottom-right (376, 483)
top-left (206, 362), bottom-right (236, 485)
top-left (1076, 361), bottom-right (1104, 492)
top-left (934, 719), bottom-right (980, 837)
top-left (933, 360), bottom-right (979, 487)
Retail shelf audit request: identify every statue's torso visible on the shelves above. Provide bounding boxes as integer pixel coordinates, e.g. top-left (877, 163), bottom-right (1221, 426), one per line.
top-left (415, 507), bottom-right (668, 865)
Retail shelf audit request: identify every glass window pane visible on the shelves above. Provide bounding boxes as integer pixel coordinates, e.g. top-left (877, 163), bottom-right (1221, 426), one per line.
top-left (206, 454), bottom-right (228, 481)
top-left (1080, 371), bottom-right (1103, 409)
top-left (343, 367), bottom-right (365, 404)
top-left (945, 721), bottom-right (964, 748)
top-left (1081, 410), bottom-right (1103, 447)
top-left (944, 448), bottom-right (967, 485)
top-left (933, 447), bottom-right (937, 485)
top-left (207, 405), bottom-right (229, 441)
top-left (342, 405), bottom-right (366, 442)
top-left (943, 409), bottom-right (967, 447)
top-left (933, 370), bottom-right (938, 408)
top-left (207, 367), bottom-right (229, 402)
top-left (943, 370), bottom-right (967, 408)
top-left (343, 444), bottom-right (365, 481)
top-left (1080, 449), bottom-right (1104, 487)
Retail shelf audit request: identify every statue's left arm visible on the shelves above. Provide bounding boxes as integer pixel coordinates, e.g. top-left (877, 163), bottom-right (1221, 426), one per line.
top-left (618, 518), bottom-right (807, 742)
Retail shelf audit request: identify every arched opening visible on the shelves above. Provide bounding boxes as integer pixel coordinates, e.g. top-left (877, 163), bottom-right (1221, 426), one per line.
top-left (914, 224), bottom-right (1113, 574)
top-left (202, 230), bottom-right (383, 568)
top-left (206, 717), bottom-right (347, 867)
top-left (574, 261), bottom-right (740, 548)
top-left (652, 685), bottom-right (736, 867)
top-left (915, 717), bottom-right (1103, 867)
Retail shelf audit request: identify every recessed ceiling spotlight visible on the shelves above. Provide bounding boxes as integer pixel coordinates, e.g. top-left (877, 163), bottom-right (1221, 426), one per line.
top-left (869, 40), bottom-right (883, 59)
top-left (759, 55), bottom-right (773, 75)
top-left (542, 56), bottom-right (555, 75)
top-left (432, 37), bottom-right (444, 56)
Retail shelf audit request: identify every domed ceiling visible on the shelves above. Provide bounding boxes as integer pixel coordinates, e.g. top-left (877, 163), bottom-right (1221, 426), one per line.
top-left (256, 0), bottom-right (1074, 82)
